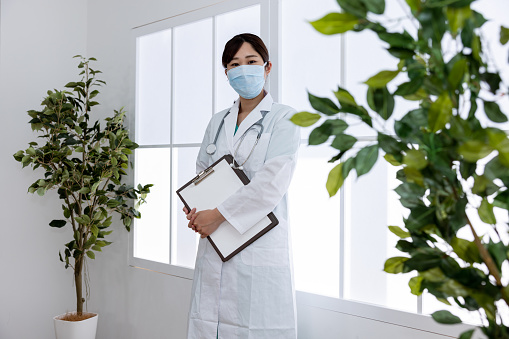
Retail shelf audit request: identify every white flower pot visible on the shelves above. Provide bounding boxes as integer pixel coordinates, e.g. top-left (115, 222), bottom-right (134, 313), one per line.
top-left (53, 312), bottom-right (98, 339)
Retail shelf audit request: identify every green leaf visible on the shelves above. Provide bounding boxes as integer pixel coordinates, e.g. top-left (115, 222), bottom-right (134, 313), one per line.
top-left (308, 92), bottom-right (340, 116)
top-left (26, 147), bottom-right (36, 156)
top-left (403, 149), bottom-right (427, 170)
top-left (337, 0), bottom-right (367, 17)
top-left (309, 124), bottom-right (332, 145)
top-left (458, 140), bottom-right (492, 162)
top-left (364, 70), bottom-right (399, 88)
top-left (451, 237), bottom-right (481, 264)
top-left (405, 0), bottom-right (421, 11)
top-left (355, 145), bottom-right (378, 177)
top-left (409, 276), bottom-right (423, 295)
top-left (388, 225), bottom-right (410, 238)
top-left (367, 86), bottom-right (394, 120)
top-left (91, 181), bottom-right (101, 193)
top-left (394, 77), bottom-right (424, 96)
top-left (309, 119), bottom-right (348, 145)
top-left (501, 26), bottom-right (509, 45)
top-left (290, 111), bottom-right (321, 127)
top-left (446, 6), bottom-right (472, 35)
top-left (384, 153), bottom-right (401, 166)
top-left (428, 93), bottom-right (453, 132)
top-left (75, 146), bottom-right (84, 152)
top-left (472, 10), bottom-right (487, 28)
top-left (342, 157), bottom-right (356, 178)
top-left (471, 175), bottom-right (491, 195)
top-left (395, 182), bottom-right (426, 208)
top-left (361, 0), bottom-right (385, 14)
top-left (378, 30), bottom-right (414, 49)
top-left (331, 134), bottom-right (357, 152)
top-left (384, 256), bottom-right (409, 274)
top-left (487, 241), bottom-right (506, 272)
top-left (479, 198), bottom-right (496, 224)
top-left (78, 187), bottom-right (90, 194)
top-left (91, 224), bottom-right (99, 237)
top-left (326, 163), bottom-right (344, 197)
top-left (447, 58), bottom-right (467, 90)
top-left (480, 72), bottom-right (502, 94)
top-left (309, 12), bottom-right (359, 35)
top-left (405, 252), bottom-right (443, 272)
top-left (403, 167), bottom-right (424, 186)
top-left (431, 310), bottom-right (462, 324)
top-left (49, 220), bottom-right (66, 228)
top-left (483, 101), bottom-right (508, 123)
top-left (37, 187), bottom-right (45, 196)
top-left (339, 105), bottom-right (373, 127)
top-left (459, 329), bottom-right (475, 339)
top-left (472, 35), bottom-right (481, 62)
top-left (86, 251), bottom-right (95, 260)
top-left (421, 267), bottom-right (446, 283)
top-left (75, 125), bottom-right (83, 134)
top-left (378, 133), bottom-right (404, 154)
top-left (334, 87), bottom-right (357, 106)
top-left (93, 211), bottom-right (103, 221)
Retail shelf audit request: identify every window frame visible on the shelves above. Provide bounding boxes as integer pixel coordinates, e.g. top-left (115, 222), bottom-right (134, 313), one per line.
top-left (127, 0), bottom-right (278, 280)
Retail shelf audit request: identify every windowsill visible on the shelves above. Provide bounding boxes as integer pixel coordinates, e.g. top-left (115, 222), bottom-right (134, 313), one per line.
top-left (296, 291), bottom-right (477, 338)
top-left (129, 257), bottom-right (194, 280)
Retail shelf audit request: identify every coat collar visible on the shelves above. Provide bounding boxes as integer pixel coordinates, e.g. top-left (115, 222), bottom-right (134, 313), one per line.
top-left (228, 93), bottom-right (273, 148)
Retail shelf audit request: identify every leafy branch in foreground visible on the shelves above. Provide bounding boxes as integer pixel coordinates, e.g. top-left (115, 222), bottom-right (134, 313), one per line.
top-left (292, 0), bottom-right (509, 337)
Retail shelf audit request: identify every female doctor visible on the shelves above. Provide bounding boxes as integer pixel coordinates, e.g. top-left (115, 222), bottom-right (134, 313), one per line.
top-left (184, 33), bottom-right (300, 339)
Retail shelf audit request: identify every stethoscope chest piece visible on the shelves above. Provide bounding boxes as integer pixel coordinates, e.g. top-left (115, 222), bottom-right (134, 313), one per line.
top-left (206, 143), bottom-right (217, 155)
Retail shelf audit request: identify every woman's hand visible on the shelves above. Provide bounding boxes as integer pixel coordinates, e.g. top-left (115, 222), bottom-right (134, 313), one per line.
top-left (185, 207), bottom-right (226, 238)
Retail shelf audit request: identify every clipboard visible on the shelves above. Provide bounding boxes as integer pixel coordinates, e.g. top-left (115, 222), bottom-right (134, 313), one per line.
top-left (176, 154), bottom-right (279, 262)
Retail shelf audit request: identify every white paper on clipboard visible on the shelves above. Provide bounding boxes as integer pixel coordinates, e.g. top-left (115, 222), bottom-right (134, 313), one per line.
top-left (176, 155), bottom-right (278, 262)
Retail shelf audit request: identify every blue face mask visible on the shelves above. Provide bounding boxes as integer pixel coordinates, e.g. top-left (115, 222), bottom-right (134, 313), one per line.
top-left (227, 62), bottom-right (267, 99)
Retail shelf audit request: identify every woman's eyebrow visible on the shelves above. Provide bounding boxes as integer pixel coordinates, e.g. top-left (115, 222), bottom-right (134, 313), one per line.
top-left (230, 55), bottom-right (259, 61)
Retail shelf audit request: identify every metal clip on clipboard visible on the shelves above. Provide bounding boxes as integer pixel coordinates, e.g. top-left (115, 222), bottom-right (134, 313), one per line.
top-left (192, 167), bottom-right (214, 185)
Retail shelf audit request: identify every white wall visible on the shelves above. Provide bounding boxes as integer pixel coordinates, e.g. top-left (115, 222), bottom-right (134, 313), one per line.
top-left (0, 1), bottom-right (87, 338)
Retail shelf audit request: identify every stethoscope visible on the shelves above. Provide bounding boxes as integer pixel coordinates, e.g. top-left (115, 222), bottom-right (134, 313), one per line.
top-left (206, 110), bottom-right (266, 170)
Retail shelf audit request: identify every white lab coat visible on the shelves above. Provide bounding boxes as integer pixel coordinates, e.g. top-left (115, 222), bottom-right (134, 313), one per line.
top-left (187, 93), bottom-right (300, 339)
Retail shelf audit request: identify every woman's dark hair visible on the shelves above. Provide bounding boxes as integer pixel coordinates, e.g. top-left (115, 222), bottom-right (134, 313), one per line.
top-left (222, 33), bottom-right (269, 68)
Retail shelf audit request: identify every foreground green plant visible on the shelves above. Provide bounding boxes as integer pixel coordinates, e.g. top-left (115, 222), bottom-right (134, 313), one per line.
top-left (14, 56), bottom-right (152, 315)
top-left (292, 0), bottom-right (509, 337)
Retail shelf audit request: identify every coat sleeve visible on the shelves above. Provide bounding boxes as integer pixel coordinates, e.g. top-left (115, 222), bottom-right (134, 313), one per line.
top-left (217, 108), bottom-right (301, 234)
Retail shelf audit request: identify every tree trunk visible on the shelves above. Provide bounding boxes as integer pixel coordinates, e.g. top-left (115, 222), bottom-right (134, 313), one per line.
top-left (75, 257), bottom-right (84, 315)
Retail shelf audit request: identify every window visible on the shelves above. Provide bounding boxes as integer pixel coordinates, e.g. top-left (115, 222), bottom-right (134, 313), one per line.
top-left (131, 1), bottom-right (268, 274)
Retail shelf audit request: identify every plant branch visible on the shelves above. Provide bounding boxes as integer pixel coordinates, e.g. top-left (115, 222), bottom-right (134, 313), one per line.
top-left (465, 214), bottom-right (509, 307)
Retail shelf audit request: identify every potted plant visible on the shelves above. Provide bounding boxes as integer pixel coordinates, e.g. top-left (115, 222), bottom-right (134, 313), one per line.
top-left (291, 0), bottom-right (509, 337)
top-left (13, 56), bottom-right (152, 339)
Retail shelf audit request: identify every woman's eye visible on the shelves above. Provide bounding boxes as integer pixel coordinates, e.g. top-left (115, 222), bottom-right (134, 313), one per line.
top-left (230, 63), bottom-right (239, 67)
top-left (249, 60), bottom-right (257, 64)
